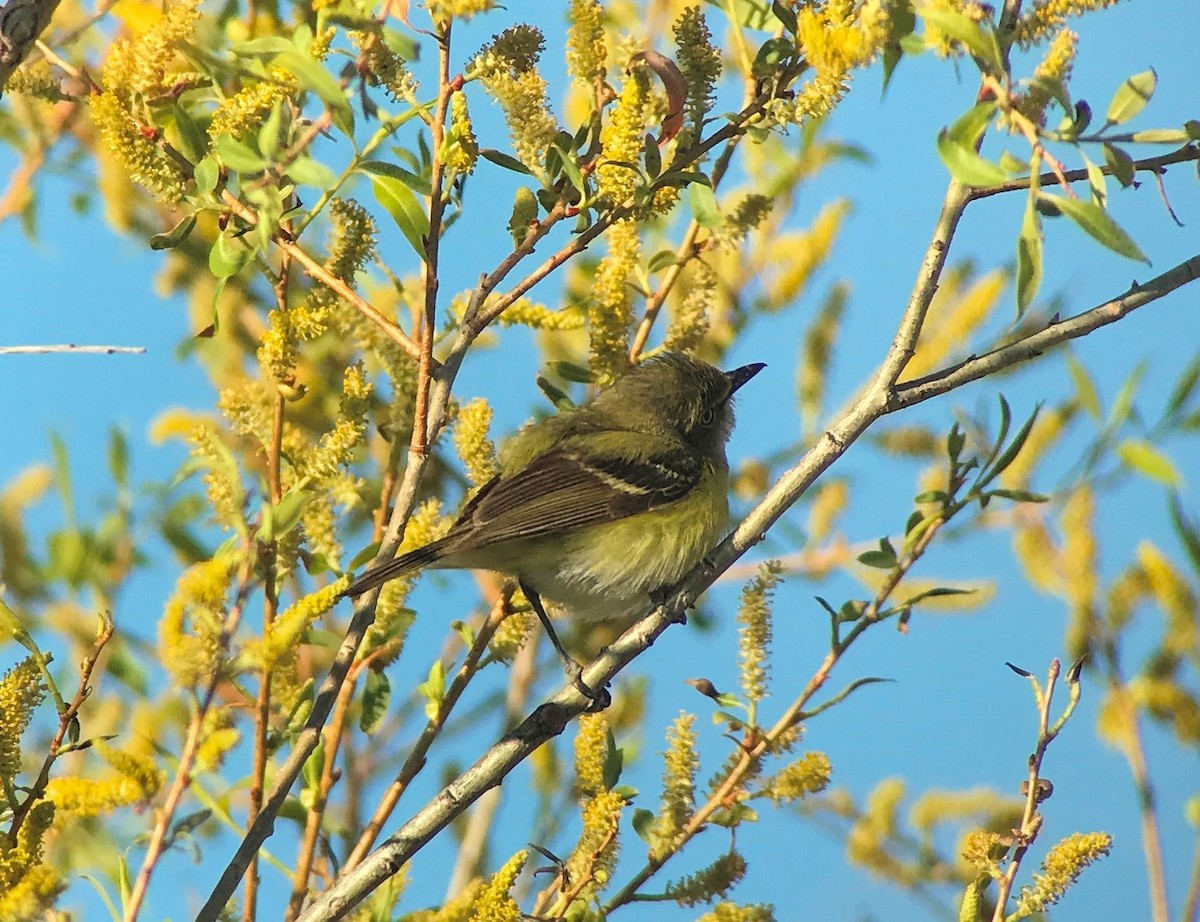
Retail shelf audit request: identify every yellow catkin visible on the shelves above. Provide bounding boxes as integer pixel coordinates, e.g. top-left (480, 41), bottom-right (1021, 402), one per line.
top-left (1016, 0), bottom-right (1122, 47)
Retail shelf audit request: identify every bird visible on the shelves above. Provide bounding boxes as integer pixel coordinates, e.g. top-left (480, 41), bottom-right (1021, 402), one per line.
top-left (344, 351), bottom-right (764, 695)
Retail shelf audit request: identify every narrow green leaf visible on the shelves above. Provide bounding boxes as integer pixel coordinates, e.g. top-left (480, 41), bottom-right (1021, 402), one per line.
top-left (1164, 357), bottom-right (1200, 420)
top-left (214, 134), bottom-right (267, 173)
top-left (480, 148), bottom-right (534, 175)
top-left (273, 49), bottom-right (354, 136)
top-left (1105, 69), bottom-right (1156, 126)
top-left (367, 172), bottom-right (430, 260)
top-left (1086, 160), bottom-right (1107, 208)
top-left (1066, 353), bottom-right (1102, 420)
top-left (915, 4), bottom-right (1003, 74)
top-left (1168, 494), bottom-right (1200, 576)
top-left (171, 103), bottom-right (208, 164)
top-left (1016, 194), bottom-right (1042, 315)
top-left (359, 670), bottom-right (391, 735)
top-left (359, 159), bottom-right (432, 195)
top-left (1117, 438), bottom-right (1181, 486)
top-left (946, 101), bottom-right (998, 146)
top-left (688, 182), bottom-right (722, 228)
top-left (208, 233), bottom-right (250, 279)
top-left (936, 130), bottom-right (1010, 186)
top-left (1037, 192), bottom-right (1148, 263)
top-left (1102, 142), bottom-right (1136, 187)
top-left (150, 214), bottom-right (198, 251)
top-left (647, 249), bottom-right (679, 273)
top-left (193, 155), bottom-right (219, 196)
top-left (286, 156), bottom-right (337, 189)
top-left (1128, 128), bottom-right (1191, 144)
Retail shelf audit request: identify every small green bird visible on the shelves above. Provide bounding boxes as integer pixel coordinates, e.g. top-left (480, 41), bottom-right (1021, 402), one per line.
top-left (346, 351), bottom-right (764, 691)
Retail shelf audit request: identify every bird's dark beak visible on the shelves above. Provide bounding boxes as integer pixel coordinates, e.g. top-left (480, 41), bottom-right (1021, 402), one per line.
top-left (725, 362), bottom-right (766, 395)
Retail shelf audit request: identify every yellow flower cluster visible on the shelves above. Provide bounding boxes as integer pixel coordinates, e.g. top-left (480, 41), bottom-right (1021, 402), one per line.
top-left (597, 63), bottom-right (650, 204)
top-left (574, 711), bottom-right (611, 797)
top-left (45, 743), bottom-right (164, 817)
top-left (1016, 0), bottom-right (1122, 47)
top-left (443, 90), bottom-right (479, 177)
top-left (589, 219), bottom-right (640, 384)
top-left (764, 751), bottom-right (832, 804)
top-left (474, 26), bottom-right (560, 171)
top-left (793, 0), bottom-right (889, 122)
top-left (0, 800), bottom-right (61, 919)
top-left (496, 298), bottom-right (586, 330)
top-left (921, 0), bottom-right (990, 58)
top-left (904, 269), bottom-right (1004, 380)
top-left (1016, 831), bottom-right (1112, 913)
top-left (469, 849), bottom-right (527, 922)
top-left (664, 273), bottom-right (713, 354)
top-left (350, 30), bottom-right (419, 101)
top-left (454, 398), bottom-right (500, 488)
top-left (567, 0), bottom-right (607, 87)
top-left (159, 551), bottom-right (236, 686)
top-left (0, 657), bottom-right (43, 781)
top-left (1014, 29), bottom-right (1078, 127)
top-left (90, 0), bottom-right (200, 201)
top-left (738, 561), bottom-right (782, 705)
top-left (428, 0), bottom-right (495, 22)
top-left (666, 850), bottom-right (747, 907)
top-left (91, 92), bottom-right (187, 203)
top-left (673, 6), bottom-right (721, 139)
top-left (652, 713), bottom-right (698, 855)
top-left (209, 67), bottom-right (298, 141)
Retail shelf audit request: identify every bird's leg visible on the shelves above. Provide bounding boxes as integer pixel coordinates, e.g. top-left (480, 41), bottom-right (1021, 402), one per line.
top-left (519, 581), bottom-right (610, 709)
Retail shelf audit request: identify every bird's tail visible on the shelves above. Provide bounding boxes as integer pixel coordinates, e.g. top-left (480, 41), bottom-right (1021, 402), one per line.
top-left (343, 537), bottom-right (453, 598)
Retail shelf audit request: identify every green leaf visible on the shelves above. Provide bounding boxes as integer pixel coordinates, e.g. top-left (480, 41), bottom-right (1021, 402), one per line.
top-left (272, 49), bottom-right (354, 135)
top-left (214, 134), bottom-right (267, 173)
top-left (171, 103), bottom-right (208, 164)
top-left (858, 538), bottom-right (898, 570)
top-left (1117, 438), bottom-right (1180, 486)
top-left (946, 101), bottom-right (998, 146)
top-left (1164, 357), bottom-right (1200, 421)
top-left (1036, 192), bottom-right (1148, 263)
top-left (1102, 142), bottom-right (1136, 188)
top-left (150, 214), bottom-right (198, 251)
top-left (417, 659), bottom-right (446, 722)
top-left (348, 541), bottom-right (382, 571)
top-left (208, 233), bottom-right (250, 279)
top-left (881, 3), bottom-right (916, 91)
top-left (1105, 69), bottom-right (1156, 126)
top-left (480, 148), bottom-right (534, 175)
top-left (359, 159), bottom-right (432, 196)
top-left (365, 169), bottom-right (430, 260)
top-left (193, 155), bottom-right (220, 196)
top-left (986, 488), bottom-right (1049, 503)
top-left (647, 249), bottom-right (679, 273)
top-left (286, 156), bottom-right (337, 189)
top-left (1015, 194), bottom-right (1042, 315)
top-left (1168, 494), bottom-right (1200, 576)
top-left (983, 404), bottom-right (1041, 485)
top-left (1086, 160), bottom-right (1107, 208)
top-left (108, 429), bottom-right (129, 488)
top-left (602, 729), bottom-right (623, 789)
top-left (936, 130), bottom-right (1010, 186)
top-left (631, 808), bottom-right (656, 844)
top-left (536, 374), bottom-right (575, 411)
top-left (688, 182), bottom-right (721, 228)
top-left (915, 3), bottom-right (1003, 74)
top-left (1128, 128), bottom-right (1191, 144)
top-left (1065, 353), bottom-right (1101, 420)
top-left (359, 670), bottom-right (391, 735)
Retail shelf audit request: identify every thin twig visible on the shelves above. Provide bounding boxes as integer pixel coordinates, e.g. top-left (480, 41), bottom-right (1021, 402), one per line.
top-left (0, 344), bottom-right (146, 354)
top-left (124, 550), bottom-right (255, 922)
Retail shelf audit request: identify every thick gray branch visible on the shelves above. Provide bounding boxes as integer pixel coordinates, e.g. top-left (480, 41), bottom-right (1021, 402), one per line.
top-left (0, 0), bottom-right (59, 87)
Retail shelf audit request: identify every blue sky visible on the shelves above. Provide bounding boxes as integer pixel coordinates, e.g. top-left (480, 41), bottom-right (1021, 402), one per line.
top-left (2, 2), bottom-right (1199, 919)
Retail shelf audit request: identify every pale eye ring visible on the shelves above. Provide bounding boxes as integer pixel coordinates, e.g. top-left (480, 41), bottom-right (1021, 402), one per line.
top-left (699, 407), bottom-right (716, 426)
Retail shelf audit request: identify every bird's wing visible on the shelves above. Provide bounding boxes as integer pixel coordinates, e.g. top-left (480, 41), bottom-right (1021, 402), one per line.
top-left (451, 444), bottom-right (704, 549)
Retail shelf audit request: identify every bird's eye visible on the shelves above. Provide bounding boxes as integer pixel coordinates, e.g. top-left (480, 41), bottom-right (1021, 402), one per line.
top-left (699, 407), bottom-right (716, 426)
